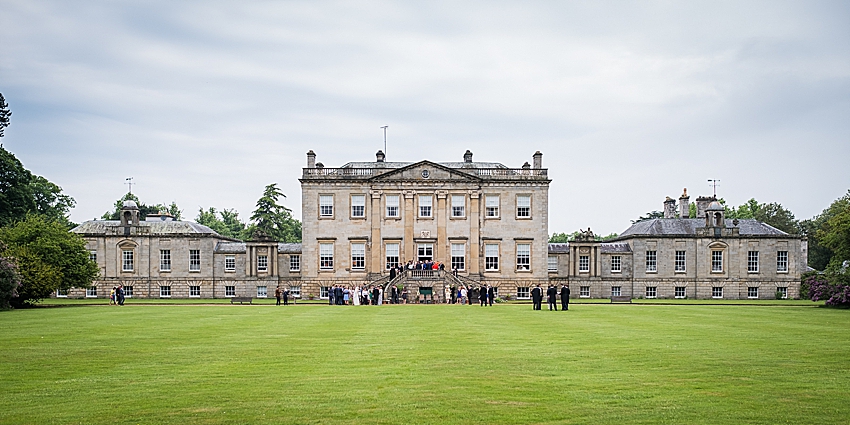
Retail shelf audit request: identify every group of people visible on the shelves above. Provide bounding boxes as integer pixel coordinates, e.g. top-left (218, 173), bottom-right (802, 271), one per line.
top-left (446, 285), bottom-right (496, 306)
top-left (109, 285), bottom-right (125, 306)
top-left (274, 286), bottom-right (292, 306)
top-left (530, 283), bottom-right (570, 311)
top-left (324, 284), bottom-right (410, 306)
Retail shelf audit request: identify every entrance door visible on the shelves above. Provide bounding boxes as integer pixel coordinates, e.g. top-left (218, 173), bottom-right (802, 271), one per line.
top-left (417, 243), bottom-right (433, 262)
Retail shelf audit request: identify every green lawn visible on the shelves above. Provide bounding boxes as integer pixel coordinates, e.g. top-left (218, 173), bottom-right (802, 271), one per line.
top-left (1, 303), bottom-right (847, 424)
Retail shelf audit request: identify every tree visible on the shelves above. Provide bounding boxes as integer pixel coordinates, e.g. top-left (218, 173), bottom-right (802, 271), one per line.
top-left (247, 183), bottom-right (301, 242)
top-left (102, 192), bottom-right (182, 221)
top-left (817, 193), bottom-right (850, 273)
top-left (0, 93), bottom-right (10, 138)
top-left (0, 243), bottom-right (21, 310)
top-left (632, 210), bottom-right (664, 224)
top-left (549, 231), bottom-right (618, 242)
top-left (802, 190), bottom-right (850, 271)
top-left (0, 146), bottom-right (76, 227)
top-left (0, 215), bottom-right (98, 307)
top-left (196, 207), bottom-right (246, 239)
top-left (724, 198), bottom-right (801, 234)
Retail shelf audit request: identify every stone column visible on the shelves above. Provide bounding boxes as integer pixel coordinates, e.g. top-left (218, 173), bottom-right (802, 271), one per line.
top-left (436, 191), bottom-right (448, 263)
top-left (403, 190), bottom-right (415, 261)
top-left (469, 190), bottom-right (481, 275)
top-left (370, 190), bottom-right (382, 273)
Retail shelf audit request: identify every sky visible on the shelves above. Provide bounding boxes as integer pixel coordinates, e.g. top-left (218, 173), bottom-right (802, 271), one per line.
top-left (1, 1), bottom-right (848, 236)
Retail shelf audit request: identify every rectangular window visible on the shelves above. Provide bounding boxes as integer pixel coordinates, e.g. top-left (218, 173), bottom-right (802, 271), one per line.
top-left (86, 287), bottom-right (97, 298)
top-left (611, 286), bottom-right (621, 297)
top-left (748, 287), bottom-right (758, 299)
top-left (579, 286), bottom-right (590, 298)
top-left (516, 287), bottom-right (530, 299)
top-left (777, 287), bottom-right (788, 299)
top-left (56, 288), bottom-right (69, 297)
top-left (351, 243), bottom-right (365, 270)
top-left (122, 250), bottom-right (134, 272)
top-left (89, 250), bottom-right (97, 262)
top-left (419, 195), bottom-right (432, 218)
top-left (675, 286), bottom-right (685, 298)
top-left (777, 251), bottom-right (788, 272)
top-left (675, 250), bottom-right (686, 272)
top-left (451, 195), bottom-right (465, 217)
top-left (645, 251), bottom-right (657, 272)
top-left (451, 243), bottom-right (465, 271)
top-left (711, 251), bottom-right (723, 272)
top-left (611, 256), bottom-right (621, 272)
top-left (484, 244), bottom-right (499, 271)
top-left (257, 255), bottom-right (268, 272)
top-left (319, 243), bottom-right (334, 270)
top-left (516, 195), bottom-right (531, 218)
top-left (385, 243), bottom-right (399, 270)
top-left (225, 255), bottom-right (236, 272)
top-left (579, 255), bottom-right (589, 272)
top-left (160, 286), bottom-right (171, 298)
top-left (189, 286), bottom-right (200, 297)
top-left (124, 286), bottom-right (133, 298)
top-left (386, 195), bottom-right (399, 217)
top-left (645, 286), bottom-right (657, 299)
top-left (748, 251), bottom-right (759, 273)
top-left (189, 250), bottom-right (200, 272)
top-left (257, 286), bottom-right (267, 298)
top-left (320, 286), bottom-right (329, 299)
top-left (225, 286), bottom-right (235, 297)
top-left (351, 195), bottom-right (365, 217)
top-left (547, 255), bottom-right (558, 272)
top-left (159, 249), bottom-right (171, 272)
top-left (319, 195), bottom-right (334, 217)
top-left (290, 255), bottom-right (300, 272)
top-left (516, 244), bottom-right (530, 270)
top-left (485, 195), bottom-right (499, 217)
top-left (712, 286), bottom-right (723, 298)
top-left (289, 286), bottom-right (301, 298)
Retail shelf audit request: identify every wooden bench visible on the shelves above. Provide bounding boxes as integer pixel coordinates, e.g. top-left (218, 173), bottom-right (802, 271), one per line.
top-left (230, 296), bottom-right (253, 304)
top-left (611, 296), bottom-right (632, 303)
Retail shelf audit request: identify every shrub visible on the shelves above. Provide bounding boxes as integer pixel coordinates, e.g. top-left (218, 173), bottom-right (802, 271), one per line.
top-left (805, 274), bottom-right (850, 307)
top-left (0, 248), bottom-right (22, 310)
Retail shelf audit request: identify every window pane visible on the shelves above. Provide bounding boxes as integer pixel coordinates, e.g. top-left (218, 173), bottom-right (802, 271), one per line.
top-left (351, 195), bottom-right (365, 217)
top-left (351, 243), bottom-right (365, 269)
top-left (386, 195), bottom-right (399, 217)
top-left (451, 195), bottom-right (465, 217)
top-left (320, 195), bottom-right (333, 216)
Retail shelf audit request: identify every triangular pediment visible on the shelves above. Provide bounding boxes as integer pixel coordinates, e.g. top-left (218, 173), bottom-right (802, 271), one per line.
top-left (369, 161), bottom-right (482, 182)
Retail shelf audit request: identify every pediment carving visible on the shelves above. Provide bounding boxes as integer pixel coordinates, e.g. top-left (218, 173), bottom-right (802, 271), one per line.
top-left (370, 161), bottom-right (481, 182)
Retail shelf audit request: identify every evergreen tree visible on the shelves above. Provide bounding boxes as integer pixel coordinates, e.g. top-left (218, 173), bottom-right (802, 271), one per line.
top-left (247, 183), bottom-right (301, 242)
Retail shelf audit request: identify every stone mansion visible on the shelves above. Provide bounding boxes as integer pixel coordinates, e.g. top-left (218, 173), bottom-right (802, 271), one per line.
top-left (68, 150), bottom-right (806, 301)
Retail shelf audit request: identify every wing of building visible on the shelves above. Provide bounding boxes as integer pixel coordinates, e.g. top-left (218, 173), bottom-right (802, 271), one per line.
top-left (68, 159), bottom-right (804, 301)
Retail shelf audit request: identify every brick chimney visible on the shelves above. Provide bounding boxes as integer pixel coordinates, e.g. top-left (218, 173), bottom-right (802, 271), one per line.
top-left (306, 150), bottom-right (316, 168)
top-left (532, 151), bottom-right (542, 169)
top-left (663, 197), bottom-right (677, 219)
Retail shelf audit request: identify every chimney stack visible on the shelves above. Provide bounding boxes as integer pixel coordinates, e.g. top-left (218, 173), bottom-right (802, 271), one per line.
top-left (532, 151), bottom-right (542, 169)
top-left (463, 150), bottom-right (473, 163)
top-left (376, 150), bottom-right (385, 163)
top-left (679, 188), bottom-right (690, 218)
top-left (663, 197), bottom-right (677, 219)
top-left (306, 150), bottom-right (316, 168)
top-left (696, 196), bottom-right (714, 218)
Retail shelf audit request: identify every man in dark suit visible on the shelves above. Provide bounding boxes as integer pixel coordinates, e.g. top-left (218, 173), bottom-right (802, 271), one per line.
top-left (487, 285), bottom-right (495, 306)
top-left (389, 266), bottom-right (397, 281)
top-left (561, 284), bottom-right (570, 311)
top-left (547, 285), bottom-right (558, 311)
top-left (531, 285), bottom-right (543, 310)
top-left (391, 285), bottom-right (399, 304)
top-left (479, 286), bottom-right (487, 306)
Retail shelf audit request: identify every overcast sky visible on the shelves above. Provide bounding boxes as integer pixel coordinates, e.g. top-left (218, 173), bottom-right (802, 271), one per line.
top-left (1, 1), bottom-right (848, 236)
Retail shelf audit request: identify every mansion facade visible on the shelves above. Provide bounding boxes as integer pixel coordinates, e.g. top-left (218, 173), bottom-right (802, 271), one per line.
top-left (67, 151), bottom-right (805, 301)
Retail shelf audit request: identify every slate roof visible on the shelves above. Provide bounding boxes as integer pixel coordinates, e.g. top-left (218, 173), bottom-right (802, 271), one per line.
top-left (340, 161), bottom-right (508, 169)
top-left (548, 243), bottom-right (570, 253)
top-left (72, 220), bottom-right (221, 236)
top-left (215, 242), bottom-right (246, 253)
top-left (278, 243), bottom-right (302, 254)
top-left (601, 242), bottom-right (632, 253)
top-left (618, 218), bottom-right (789, 237)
